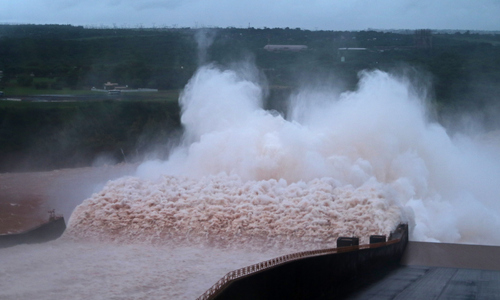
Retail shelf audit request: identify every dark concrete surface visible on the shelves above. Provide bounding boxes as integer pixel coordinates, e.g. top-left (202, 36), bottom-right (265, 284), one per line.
top-left (345, 241), bottom-right (500, 300)
top-left (210, 225), bottom-right (409, 300)
top-left (345, 265), bottom-right (500, 300)
top-left (401, 241), bottom-right (500, 271)
top-left (0, 217), bottom-right (66, 248)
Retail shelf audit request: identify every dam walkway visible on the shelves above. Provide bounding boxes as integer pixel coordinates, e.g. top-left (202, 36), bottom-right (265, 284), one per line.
top-left (345, 265), bottom-right (500, 299)
top-left (345, 241), bottom-right (500, 299)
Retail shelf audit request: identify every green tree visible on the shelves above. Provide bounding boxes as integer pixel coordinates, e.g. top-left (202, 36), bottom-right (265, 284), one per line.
top-left (17, 74), bottom-right (33, 87)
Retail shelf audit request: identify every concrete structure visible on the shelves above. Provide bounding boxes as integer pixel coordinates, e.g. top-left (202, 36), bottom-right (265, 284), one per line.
top-left (91, 87), bottom-right (158, 93)
top-left (337, 48), bottom-right (368, 51)
top-left (198, 226), bottom-right (500, 299)
top-left (401, 241), bottom-right (500, 271)
top-left (103, 82), bottom-right (119, 90)
top-left (0, 215), bottom-right (66, 248)
top-left (338, 47), bottom-right (369, 62)
top-left (264, 45), bottom-right (308, 52)
top-left (345, 265), bottom-right (500, 299)
top-left (198, 224), bottom-right (408, 300)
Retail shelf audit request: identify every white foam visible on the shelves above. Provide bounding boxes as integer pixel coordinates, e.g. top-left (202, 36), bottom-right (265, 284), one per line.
top-left (66, 174), bottom-right (401, 249)
top-left (68, 64), bottom-right (500, 247)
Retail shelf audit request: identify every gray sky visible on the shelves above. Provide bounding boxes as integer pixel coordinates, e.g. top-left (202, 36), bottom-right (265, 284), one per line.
top-left (2, 0), bottom-right (500, 31)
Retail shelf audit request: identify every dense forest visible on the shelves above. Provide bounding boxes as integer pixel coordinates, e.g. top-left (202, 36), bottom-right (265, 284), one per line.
top-left (1, 24), bottom-right (500, 171)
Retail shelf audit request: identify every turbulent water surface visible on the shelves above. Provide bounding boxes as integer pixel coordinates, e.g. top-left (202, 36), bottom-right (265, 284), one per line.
top-left (68, 65), bottom-right (500, 246)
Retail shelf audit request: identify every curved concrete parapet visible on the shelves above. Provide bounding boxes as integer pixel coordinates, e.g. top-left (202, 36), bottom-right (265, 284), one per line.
top-left (198, 224), bottom-right (408, 300)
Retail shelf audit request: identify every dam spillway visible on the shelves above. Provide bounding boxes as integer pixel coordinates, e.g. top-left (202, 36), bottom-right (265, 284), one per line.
top-left (198, 224), bottom-right (408, 300)
top-left (198, 224), bottom-right (500, 300)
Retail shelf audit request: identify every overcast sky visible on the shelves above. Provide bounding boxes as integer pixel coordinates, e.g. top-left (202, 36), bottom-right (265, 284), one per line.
top-left (1, 0), bottom-right (500, 31)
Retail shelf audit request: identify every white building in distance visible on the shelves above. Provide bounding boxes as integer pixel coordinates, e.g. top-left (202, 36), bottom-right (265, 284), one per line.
top-left (264, 45), bottom-right (308, 52)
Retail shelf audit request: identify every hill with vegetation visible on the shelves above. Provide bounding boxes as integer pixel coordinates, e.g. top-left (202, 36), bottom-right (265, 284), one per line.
top-left (1, 25), bottom-right (500, 171)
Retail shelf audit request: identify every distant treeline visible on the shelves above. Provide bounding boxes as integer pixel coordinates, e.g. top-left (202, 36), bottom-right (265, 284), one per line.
top-left (1, 24), bottom-right (500, 103)
top-left (1, 25), bottom-right (500, 171)
top-left (0, 100), bottom-right (181, 172)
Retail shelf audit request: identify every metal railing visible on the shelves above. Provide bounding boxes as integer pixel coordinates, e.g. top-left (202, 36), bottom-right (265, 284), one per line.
top-left (196, 224), bottom-right (406, 300)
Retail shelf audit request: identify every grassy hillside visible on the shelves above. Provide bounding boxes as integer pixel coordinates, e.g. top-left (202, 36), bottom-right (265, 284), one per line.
top-left (0, 100), bottom-right (181, 171)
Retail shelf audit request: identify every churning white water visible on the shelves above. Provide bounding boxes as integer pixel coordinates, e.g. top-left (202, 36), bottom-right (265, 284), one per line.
top-left (68, 64), bottom-right (500, 246)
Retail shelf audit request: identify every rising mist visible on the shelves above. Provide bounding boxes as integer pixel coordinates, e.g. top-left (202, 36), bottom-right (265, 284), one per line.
top-left (62, 62), bottom-right (500, 246)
